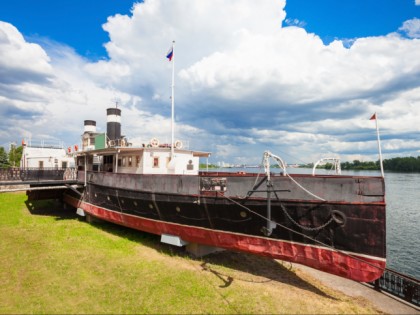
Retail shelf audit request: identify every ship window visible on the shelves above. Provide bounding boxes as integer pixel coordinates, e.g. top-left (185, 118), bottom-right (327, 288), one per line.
top-left (136, 156), bottom-right (140, 167)
top-left (118, 158), bottom-right (122, 167)
top-left (77, 157), bottom-right (85, 170)
top-left (128, 156), bottom-right (132, 167)
top-left (104, 155), bottom-right (113, 164)
top-left (39, 161), bottom-right (44, 169)
top-left (122, 157), bottom-right (127, 167)
top-left (62, 161), bottom-right (67, 168)
top-left (153, 157), bottom-right (159, 168)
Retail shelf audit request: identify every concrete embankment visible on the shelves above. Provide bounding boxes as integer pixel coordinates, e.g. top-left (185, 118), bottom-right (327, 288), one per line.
top-left (295, 264), bottom-right (419, 314)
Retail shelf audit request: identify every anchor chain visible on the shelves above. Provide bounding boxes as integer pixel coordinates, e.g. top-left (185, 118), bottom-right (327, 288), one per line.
top-left (280, 203), bottom-right (335, 231)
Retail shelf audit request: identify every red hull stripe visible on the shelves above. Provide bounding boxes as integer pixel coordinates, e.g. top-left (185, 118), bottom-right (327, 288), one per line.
top-left (65, 195), bottom-right (385, 282)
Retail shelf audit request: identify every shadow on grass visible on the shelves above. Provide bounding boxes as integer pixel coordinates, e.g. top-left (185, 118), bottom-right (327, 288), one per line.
top-left (22, 199), bottom-right (338, 300)
top-left (25, 199), bottom-right (78, 220)
top-left (89, 218), bottom-right (338, 300)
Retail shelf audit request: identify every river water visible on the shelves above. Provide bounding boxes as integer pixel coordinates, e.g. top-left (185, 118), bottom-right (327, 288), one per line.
top-left (206, 167), bottom-right (419, 279)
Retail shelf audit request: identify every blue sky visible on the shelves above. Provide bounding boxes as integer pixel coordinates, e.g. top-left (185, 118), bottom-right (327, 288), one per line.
top-left (286, 0), bottom-right (419, 43)
top-left (1, 0), bottom-right (420, 165)
top-left (1, 0), bottom-right (418, 58)
top-left (0, 0), bottom-right (134, 59)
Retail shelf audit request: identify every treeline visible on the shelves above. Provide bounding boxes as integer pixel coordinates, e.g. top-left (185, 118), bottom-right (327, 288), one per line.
top-left (0, 145), bottom-right (23, 168)
top-left (338, 156), bottom-right (420, 172)
top-left (199, 163), bottom-right (219, 169)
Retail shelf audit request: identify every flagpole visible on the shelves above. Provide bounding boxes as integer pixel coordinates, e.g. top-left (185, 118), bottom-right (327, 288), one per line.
top-left (372, 112), bottom-right (385, 178)
top-left (171, 40), bottom-right (175, 158)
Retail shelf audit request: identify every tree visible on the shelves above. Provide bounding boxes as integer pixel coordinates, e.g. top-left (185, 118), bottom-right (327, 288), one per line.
top-left (8, 145), bottom-right (22, 167)
top-left (0, 147), bottom-right (10, 168)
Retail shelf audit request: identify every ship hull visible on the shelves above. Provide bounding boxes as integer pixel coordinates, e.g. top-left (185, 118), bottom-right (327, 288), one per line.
top-left (64, 170), bottom-right (386, 282)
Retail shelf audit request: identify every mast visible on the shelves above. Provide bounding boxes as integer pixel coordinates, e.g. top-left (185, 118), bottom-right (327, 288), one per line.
top-left (170, 41), bottom-right (175, 158)
top-left (370, 112), bottom-right (384, 178)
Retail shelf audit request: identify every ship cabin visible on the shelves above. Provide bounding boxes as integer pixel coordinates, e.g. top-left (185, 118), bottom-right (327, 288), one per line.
top-left (76, 108), bottom-right (210, 176)
top-left (76, 146), bottom-right (210, 176)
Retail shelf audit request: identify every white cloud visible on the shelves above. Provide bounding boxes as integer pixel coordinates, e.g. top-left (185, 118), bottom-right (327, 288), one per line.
top-left (399, 18), bottom-right (420, 38)
top-left (0, 22), bottom-right (53, 79)
top-left (284, 18), bottom-right (306, 28)
top-left (1, 0), bottom-right (420, 165)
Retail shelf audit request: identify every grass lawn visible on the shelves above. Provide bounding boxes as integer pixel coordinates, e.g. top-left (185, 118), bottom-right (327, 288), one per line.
top-left (0, 192), bottom-right (381, 314)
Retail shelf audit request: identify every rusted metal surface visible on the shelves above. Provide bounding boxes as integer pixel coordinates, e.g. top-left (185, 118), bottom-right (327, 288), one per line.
top-left (64, 192), bottom-right (386, 282)
top-left (84, 171), bottom-right (201, 195)
top-left (225, 174), bottom-right (385, 203)
top-left (82, 171), bottom-right (385, 204)
top-left (76, 172), bottom-right (386, 259)
top-left (15, 167), bottom-right (384, 282)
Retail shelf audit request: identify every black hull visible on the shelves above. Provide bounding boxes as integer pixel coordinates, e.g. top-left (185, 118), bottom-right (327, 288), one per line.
top-left (64, 170), bottom-right (386, 282)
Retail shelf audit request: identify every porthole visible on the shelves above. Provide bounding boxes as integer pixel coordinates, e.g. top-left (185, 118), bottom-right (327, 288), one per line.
top-left (107, 196), bottom-right (110, 201)
top-left (134, 201), bottom-right (138, 206)
top-left (176, 206), bottom-right (181, 212)
top-left (149, 203), bottom-right (154, 209)
top-left (240, 211), bottom-right (247, 218)
top-left (121, 199), bottom-right (124, 204)
top-left (94, 193), bottom-right (97, 198)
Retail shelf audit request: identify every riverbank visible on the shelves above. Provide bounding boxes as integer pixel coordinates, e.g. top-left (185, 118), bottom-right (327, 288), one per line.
top-left (0, 192), bottom-right (408, 314)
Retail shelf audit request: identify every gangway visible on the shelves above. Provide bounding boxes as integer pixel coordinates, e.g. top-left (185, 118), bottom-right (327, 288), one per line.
top-left (0, 167), bottom-right (82, 199)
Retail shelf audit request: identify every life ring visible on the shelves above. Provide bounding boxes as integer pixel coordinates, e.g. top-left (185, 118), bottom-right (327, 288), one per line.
top-left (174, 140), bottom-right (183, 149)
top-left (331, 210), bottom-right (347, 226)
top-left (150, 138), bottom-right (159, 147)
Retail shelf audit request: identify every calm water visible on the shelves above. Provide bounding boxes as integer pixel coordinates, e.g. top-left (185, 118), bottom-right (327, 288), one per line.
top-left (384, 172), bottom-right (419, 279)
top-left (206, 167), bottom-right (419, 279)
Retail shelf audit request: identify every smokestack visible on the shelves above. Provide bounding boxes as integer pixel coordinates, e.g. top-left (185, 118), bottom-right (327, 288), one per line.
top-left (84, 120), bottom-right (96, 133)
top-left (106, 108), bottom-right (121, 142)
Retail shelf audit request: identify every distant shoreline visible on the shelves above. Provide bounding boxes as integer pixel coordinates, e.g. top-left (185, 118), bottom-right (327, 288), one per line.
top-left (200, 155), bottom-right (420, 173)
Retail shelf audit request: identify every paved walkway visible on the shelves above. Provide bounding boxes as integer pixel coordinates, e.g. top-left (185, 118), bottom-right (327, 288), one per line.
top-left (295, 264), bottom-right (419, 314)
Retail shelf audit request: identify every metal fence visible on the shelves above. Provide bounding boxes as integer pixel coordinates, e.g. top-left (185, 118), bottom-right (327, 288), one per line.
top-left (0, 167), bottom-right (77, 182)
top-left (368, 268), bottom-right (419, 307)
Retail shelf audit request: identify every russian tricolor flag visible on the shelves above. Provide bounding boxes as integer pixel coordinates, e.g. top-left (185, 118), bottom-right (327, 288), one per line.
top-left (166, 47), bottom-right (173, 61)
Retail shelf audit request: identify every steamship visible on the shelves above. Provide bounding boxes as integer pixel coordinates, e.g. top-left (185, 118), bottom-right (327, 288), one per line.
top-left (63, 108), bottom-right (386, 282)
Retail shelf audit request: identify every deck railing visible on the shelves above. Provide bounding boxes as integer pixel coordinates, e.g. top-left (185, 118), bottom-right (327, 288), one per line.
top-left (368, 268), bottom-right (419, 307)
top-left (0, 167), bottom-right (77, 182)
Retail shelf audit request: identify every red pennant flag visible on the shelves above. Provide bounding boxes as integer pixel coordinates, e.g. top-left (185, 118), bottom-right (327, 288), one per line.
top-left (369, 113), bottom-right (376, 120)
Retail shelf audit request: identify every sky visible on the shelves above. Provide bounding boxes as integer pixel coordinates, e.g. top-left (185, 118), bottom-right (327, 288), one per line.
top-left (0, 0), bottom-right (420, 166)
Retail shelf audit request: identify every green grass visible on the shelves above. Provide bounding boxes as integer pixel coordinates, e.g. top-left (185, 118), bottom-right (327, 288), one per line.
top-left (0, 192), bottom-right (381, 314)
